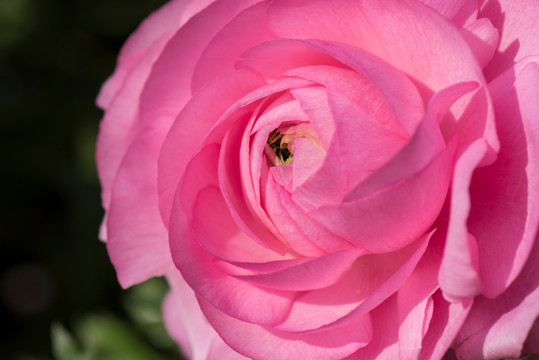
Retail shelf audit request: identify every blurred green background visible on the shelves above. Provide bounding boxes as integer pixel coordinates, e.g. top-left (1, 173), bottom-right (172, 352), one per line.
top-left (0, 0), bottom-right (184, 358)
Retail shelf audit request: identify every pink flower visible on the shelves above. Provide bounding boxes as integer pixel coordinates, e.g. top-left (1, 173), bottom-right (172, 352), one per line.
top-left (96, 1), bottom-right (539, 359)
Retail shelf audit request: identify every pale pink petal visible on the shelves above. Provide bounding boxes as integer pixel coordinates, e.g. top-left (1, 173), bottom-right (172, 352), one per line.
top-left (469, 61), bottom-right (539, 298)
top-left (263, 169), bottom-right (326, 256)
top-left (164, 272), bottom-right (218, 360)
top-left (96, 0), bottom-right (189, 108)
top-left (454, 236), bottom-right (539, 359)
top-left (417, 0), bottom-right (474, 22)
top-left (106, 126), bottom-right (173, 288)
top-left (481, 0), bottom-right (539, 80)
top-left (396, 231), bottom-right (444, 359)
top-left (199, 297), bottom-right (372, 360)
top-left (97, 35), bottom-right (170, 226)
top-left (418, 292), bottom-right (473, 360)
top-left (164, 272), bottom-right (250, 360)
top-left (439, 140), bottom-right (487, 301)
top-left (460, 18), bottom-right (499, 68)
top-left (285, 42), bottom-right (425, 137)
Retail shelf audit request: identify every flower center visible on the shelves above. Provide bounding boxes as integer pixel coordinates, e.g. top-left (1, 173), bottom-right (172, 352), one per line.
top-left (265, 123), bottom-right (322, 166)
top-left (267, 129), bottom-right (294, 165)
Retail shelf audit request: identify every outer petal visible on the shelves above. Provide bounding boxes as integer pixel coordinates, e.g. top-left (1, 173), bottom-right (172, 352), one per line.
top-left (97, 0), bottom-right (189, 108)
top-left (481, 0), bottom-right (539, 80)
top-left (417, 292), bottom-right (473, 360)
top-left (454, 234), bottom-right (539, 360)
top-left (268, 0), bottom-right (498, 157)
top-left (199, 296), bottom-right (372, 360)
top-left (164, 272), bottom-right (249, 360)
top-left (470, 60), bottom-right (539, 298)
top-left (104, 0), bottom-right (262, 287)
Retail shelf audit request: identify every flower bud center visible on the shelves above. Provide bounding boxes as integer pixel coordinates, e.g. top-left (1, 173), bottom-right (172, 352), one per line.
top-left (265, 123), bottom-right (322, 166)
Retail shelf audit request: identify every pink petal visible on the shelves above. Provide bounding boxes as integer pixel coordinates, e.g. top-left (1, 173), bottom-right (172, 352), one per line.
top-left (191, 1), bottom-right (273, 93)
top-left (417, 0), bottom-right (474, 22)
top-left (460, 18), bottom-right (499, 68)
top-left (158, 69), bottom-right (266, 229)
top-left (417, 292), bottom-right (473, 360)
top-left (454, 236), bottom-right (539, 359)
top-left (285, 42), bottom-right (424, 137)
top-left (396, 231), bottom-right (444, 359)
top-left (136, 0), bottom-right (261, 129)
top-left (97, 35), bottom-right (170, 225)
top-left (163, 271), bottom-right (222, 360)
top-left (237, 39), bottom-right (344, 82)
top-left (96, 0), bottom-right (189, 108)
top-left (439, 140), bottom-right (486, 301)
top-left (292, 90), bottom-right (408, 210)
top-left (171, 144), bottom-right (295, 325)
top-left (267, 0), bottom-right (486, 101)
top-left (481, 0), bottom-right (539, 80)
top-left (469, 60), bottom-right (539, 298)
top-left (274, 234), bottom-right (431, 332)
top-left (267, 0), bottom-right (498, 153)
top-left (304, 82), bottom-right (476, 253)
top-left (106, 126), bottom-right (173, 288)
top-left (234, 249), bottom-right (364, 291)
top-left (199, 297), bottom-right (372, 360)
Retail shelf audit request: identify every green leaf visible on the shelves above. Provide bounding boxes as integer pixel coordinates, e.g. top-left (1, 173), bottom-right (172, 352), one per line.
top-left (50, 323), bottom-right (80, 360)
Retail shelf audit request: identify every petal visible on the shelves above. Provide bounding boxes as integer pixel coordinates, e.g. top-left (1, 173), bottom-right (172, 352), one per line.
top-left (171, 144), bottom-right (295, 325)
top-left (454, 234), bottom-right (539, 359)
top-left (137, 0), bottom-right (261, 129)
top-left (439, 140), bottom-right (486, 301)
top-left (460, 17), bottom-right (499, 68)
top-left (191, 1), bottom-right (273, 92)
top-left (158, 69), bottom-right (266, 229)
top-left (164, 271), bottom-right (224, 360)
top-left (304, 82), bottom-right (475, 253)
top-left (267, 0), bottom-right (497, 152)
top-left (274, 233), bottom-right (431, 332)
top-left (470, 60), bottom-right (539, 298)
top-left (417, 292), bottom-right (473, 360)
top-left (199, 297), bottom-right (372, 360)
top-left (96, 0), bottom-right (190, 108)
top-left (417, 0), bottom-right (475, 23)
top-left (481, 0), bottom-right (539, 80)
top-left (97, 35), bottom-right (170, 223)
top-left (267, 0), bottom-right (486, 99)
top-left (106, 126), bottom-right (173, 288)
top-left (234, 249), bottom-right (364, 291)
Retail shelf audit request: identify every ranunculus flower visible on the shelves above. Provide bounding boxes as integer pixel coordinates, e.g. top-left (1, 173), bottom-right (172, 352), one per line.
top-left (96, 0), bottom-right (539, 359)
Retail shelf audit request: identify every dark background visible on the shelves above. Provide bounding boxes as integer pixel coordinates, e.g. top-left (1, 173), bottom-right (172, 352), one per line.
top-left (0, 0), bottom-right (181, 359)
